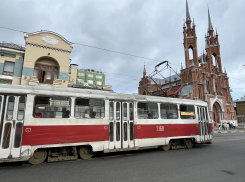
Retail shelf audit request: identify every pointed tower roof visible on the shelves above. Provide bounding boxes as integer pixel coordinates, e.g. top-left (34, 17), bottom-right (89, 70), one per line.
top-left (192, 18), bottom-right (195, 27)
top-left (186, 0), bottom-right (191, 21)
top-left (143, 63), bottom-right (146, 74)
top-left (208, 8), bottom-right (213, 30)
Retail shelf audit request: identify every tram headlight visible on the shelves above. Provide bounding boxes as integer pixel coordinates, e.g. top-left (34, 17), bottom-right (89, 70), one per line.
top-left (21, 149), bottom-right (31, 156)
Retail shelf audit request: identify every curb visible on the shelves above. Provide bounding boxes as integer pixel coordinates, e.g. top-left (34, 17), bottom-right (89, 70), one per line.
top-left (213, 130), bottom-right (244, 134)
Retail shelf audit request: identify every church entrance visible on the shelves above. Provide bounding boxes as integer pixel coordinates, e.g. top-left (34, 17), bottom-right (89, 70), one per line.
top-left (213, 102), bottom-right (222, 123)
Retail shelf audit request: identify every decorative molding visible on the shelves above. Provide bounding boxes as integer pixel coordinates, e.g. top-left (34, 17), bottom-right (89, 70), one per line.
top-left (42, 36), bottom-right (58, 45)
top-left (24, 30), bottom-right (74, 47)
top-left (26, 42), bottom-right (71, 53)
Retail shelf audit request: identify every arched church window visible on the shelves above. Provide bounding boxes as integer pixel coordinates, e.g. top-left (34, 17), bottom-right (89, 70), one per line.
top-left (206, 80), bottom-right (209, 94)
top-left (212, 53), bottom-right (217, 66)
top-left (189, 46), bottom-right (193, 61)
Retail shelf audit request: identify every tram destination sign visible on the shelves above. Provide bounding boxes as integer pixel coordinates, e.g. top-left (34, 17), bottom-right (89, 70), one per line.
top-left (235, 115), bottom-right (244, 118)
top-left (50, 100), bottom-right (69, 107)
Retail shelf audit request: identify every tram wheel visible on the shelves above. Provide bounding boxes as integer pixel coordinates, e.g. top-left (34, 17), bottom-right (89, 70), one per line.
top-left (79, 146), bottom-right (93, 160)
top-left (186, 139), bottom-right (193, 149)
top-left (29, 148), bottom-right (47, 165)
top-left (162, 141), bottom-right (172, 151)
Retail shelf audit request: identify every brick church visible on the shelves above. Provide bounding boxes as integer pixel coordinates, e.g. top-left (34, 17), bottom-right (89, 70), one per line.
top-left (138, 0), bottom-right (236, 125)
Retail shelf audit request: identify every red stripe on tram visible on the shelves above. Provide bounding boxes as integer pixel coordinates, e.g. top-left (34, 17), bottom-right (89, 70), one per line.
top-left (134, 124), bottom-right (200, 139)
top-left (22, 123), bottom-right (201, 146)
top-left (22, 125), bottom-right (109, 146)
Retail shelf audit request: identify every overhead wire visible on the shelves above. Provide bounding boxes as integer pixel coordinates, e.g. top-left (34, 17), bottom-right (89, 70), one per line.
top-left (0, 26), bottom-right (162, 63)
top-left (2, 26), bottom-right (245, 86)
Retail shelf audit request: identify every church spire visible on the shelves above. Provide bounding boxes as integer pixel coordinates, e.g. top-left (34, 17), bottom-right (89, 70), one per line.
top-left (186, 0), bottom-right (191, 21)
top-left (208, 8), bottom-right (213, 30)
top-left (143, 62), bottom-right (146, 77)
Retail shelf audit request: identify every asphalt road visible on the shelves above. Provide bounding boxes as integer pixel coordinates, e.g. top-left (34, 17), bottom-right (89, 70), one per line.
top-left (0, 133), bottom-right (245, 182)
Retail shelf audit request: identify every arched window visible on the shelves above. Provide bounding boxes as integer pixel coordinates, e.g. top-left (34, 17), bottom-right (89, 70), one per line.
top-left (206, 80), bottom-right (209, 94)
top-left (189, 45), bottom-right (194, 61)
top-left (212, 53), bottom-right (217, 66)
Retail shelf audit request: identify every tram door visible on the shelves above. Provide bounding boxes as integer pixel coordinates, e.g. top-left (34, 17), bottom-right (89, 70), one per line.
top-left (0, 95), bottom-right (26, 159)
top-left (109, 101), bottom-right (134, 149)
top-left (197, 107), bottom-right (209, 142)
top-left (197, 107), bottom-right (204, 142)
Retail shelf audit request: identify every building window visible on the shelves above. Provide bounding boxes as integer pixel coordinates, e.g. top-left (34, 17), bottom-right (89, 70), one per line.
top-left (87, 80), bottom-right (93, 84)
top-left (77, 79), bottom-right (84, 83)
top-left (96, 75), bottom-right (102, 79)
top-left (96, 81), bottom-right (102, 85)
top-left (3, 61), bottom-right (15, 76)
top-left (78, 72), bottom-right (85, 77)
top-left (0, 53), bottom-right (16, 58)
top-left (87, 74), bottom-right (93, 78)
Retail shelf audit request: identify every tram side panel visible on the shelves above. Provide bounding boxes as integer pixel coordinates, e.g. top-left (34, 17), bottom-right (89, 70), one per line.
top-left (134, 102), bottom-right (201, 148)
top-left (21, 94), bottom-right (110, 156)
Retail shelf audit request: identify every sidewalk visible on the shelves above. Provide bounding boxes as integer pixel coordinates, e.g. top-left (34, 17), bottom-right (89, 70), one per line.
top-left (213, 129), bottom-right (244, 133)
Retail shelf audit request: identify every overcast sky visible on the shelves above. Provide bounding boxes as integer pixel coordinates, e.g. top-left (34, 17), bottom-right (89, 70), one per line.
top-left (0, 0), bottom-right (245, 100)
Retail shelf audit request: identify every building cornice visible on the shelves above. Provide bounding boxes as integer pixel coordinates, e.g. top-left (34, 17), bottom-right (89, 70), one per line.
top-left (0, 47), bottom-right (25, 55)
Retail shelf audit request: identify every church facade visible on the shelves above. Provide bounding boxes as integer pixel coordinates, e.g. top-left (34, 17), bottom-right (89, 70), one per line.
top-left (138, 1), bottom-right (236, 125)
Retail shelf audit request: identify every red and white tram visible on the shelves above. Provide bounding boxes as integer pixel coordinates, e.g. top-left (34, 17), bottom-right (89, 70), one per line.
top-left (0, 84), bottom-right (212, 164)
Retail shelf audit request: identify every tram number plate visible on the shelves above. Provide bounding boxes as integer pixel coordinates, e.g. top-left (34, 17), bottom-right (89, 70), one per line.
top-left (156, 126), bottom-right (164, 132)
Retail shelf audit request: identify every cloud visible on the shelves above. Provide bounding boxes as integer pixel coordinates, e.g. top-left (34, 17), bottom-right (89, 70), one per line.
top-left (0, 0), bottom-right (244, 100)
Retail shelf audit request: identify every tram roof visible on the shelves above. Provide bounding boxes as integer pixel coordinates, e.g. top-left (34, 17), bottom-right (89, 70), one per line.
top-left (0, 84), bottom-right (207, 106)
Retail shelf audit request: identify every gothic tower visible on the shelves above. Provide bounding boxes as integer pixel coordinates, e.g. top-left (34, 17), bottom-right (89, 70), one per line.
top-left (204, 8), bottom-right (222, 73)
top-left (183, 0), bottom-right (198, 68)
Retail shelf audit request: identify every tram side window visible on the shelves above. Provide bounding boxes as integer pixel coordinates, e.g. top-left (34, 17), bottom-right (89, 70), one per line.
top-left (160, 104), bottom-right (178, 119)
top-left (180, 105), bottom-right (196, 119)
top-left (33, 96), bottom-right (71, 118)
top-left (137, 102), bottom-right (158, 119)
top-left (75, 98), bottom-right (105, 119)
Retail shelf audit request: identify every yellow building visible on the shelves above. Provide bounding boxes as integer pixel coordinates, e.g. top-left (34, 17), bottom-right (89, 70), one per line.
top-left (235, 98), bottom-right (245, 123)
top-left (0, 31), bottom-right (78, 88)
